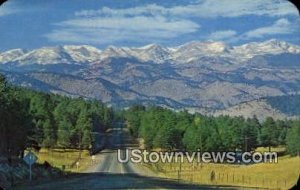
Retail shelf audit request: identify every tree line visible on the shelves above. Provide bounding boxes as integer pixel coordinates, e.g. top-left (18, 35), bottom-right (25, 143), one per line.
top-left (0, 74), bottom-right (113, 158)
top-left (1, 73), bottom-right (299, 158)
top-left (124, 105), bottom-right (300, 156)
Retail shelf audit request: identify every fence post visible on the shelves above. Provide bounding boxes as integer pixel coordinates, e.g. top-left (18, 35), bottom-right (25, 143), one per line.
top-left (285, 180), bottom-right (287, 189)
top-left (192, 173), bottom-right (194, 183)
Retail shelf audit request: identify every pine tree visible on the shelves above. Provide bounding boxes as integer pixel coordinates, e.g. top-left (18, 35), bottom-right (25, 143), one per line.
top-left (76, 109), bottom-right (93, 149)
top-left (82, 129), bottom-right (92, 149)
top-left (259, 117), bottom-right (277, 151)
top-left (286, 120), bottom-right (300, 156)
top-left (57, 118), bottom-right (72, 148)
top-left (182, 124), bottom-right (199, 151)
top-left (42, 119), bottom-right (56, 148)
top-left (0, 74), bottom-right (7, 155)
top-left (0, 75), bottom-right (31, 157)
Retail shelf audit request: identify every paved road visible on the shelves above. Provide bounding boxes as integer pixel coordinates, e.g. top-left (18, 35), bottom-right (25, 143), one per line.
top-left (85, 125), bottom-right (157, 176)
top-left (17, 125), bottom-right (242, 189)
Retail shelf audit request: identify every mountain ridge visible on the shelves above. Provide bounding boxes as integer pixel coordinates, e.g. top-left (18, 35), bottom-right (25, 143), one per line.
top-left (1, 39), bottom-right (299, 65)
top-left (1, 39), bottom-right (300, 119)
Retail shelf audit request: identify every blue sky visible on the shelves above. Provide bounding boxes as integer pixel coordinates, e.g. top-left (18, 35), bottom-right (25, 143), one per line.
top-left (0, 0), bottom-right (299, 51)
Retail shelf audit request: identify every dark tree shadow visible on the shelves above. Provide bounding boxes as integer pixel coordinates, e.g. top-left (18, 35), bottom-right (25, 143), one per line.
top-left (16, 172), bottom-right (247, 190)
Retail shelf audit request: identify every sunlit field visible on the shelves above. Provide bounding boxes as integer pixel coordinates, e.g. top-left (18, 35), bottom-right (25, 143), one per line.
top-left (144, 147), bottom-right (300, 189)
top-left (30, 148), bottom-right (92, 172)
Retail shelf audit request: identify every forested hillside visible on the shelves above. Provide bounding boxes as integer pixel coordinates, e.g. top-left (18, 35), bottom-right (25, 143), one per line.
top-left (0, 74), bottom-right (113, 158)
top-left (1, 72), bottom-right (300, 159)
top-left (125, 106), bottom-right (300, 156)
top-left (1, 40), bottom-right (300, 112)
top-left (266, 95), bottom-right (300, 115)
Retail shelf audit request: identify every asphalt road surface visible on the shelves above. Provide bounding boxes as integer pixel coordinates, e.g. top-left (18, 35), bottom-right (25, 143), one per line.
top-left (17, 124), bottom-right (244, 190)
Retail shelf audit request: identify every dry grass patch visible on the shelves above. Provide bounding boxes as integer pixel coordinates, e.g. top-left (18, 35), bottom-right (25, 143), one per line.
top-left (146, 152), bottom-right (300, 189)
top-left (29, 148), bottom-right (92, 172)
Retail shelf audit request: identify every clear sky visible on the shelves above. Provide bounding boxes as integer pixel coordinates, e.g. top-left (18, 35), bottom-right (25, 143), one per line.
top-left (0, 0), bottom-right (299, 51)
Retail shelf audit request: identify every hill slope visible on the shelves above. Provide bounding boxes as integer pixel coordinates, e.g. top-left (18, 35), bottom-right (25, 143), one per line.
top-left (1, 39), bottom-right (300, 117)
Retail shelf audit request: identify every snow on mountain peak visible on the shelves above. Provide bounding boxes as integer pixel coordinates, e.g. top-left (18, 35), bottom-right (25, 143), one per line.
top-left (0, 49), bottom-right (27, 64)
top-left (13, 46), bottom-right (73, 65)
top-left (170, 41), bottom-right (231, 63)
top-left (138, 43), bottom-right (160, 50)
top-left (232, 39), bottom-right (300, 59)
top-left (177, 41), bottom-right (228, 53)
top-left (0, 40), bottom-right (299, 65)
top-left (132, 44), bottom-right (170, 63)
top-left (100, 46), bottom-right (132, 59)
top-left (63, 45), bottom-right (102, 63)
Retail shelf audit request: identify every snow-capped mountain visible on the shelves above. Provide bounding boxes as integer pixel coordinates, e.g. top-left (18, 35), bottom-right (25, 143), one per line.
top-left (0, 45), bottom-right (102, 65)
top-left (231, 39), bottom-right (300, 59)
top-left (13, 46), bottom-right (74, 65)
top-left (1, 39), bottom-right (299, 66)
top-left (0, 39), bottom-right (299, 116)
top-left (99, 46), bottom-right (133, 60)
top-left (63, 45), bottom-right (102, 63)
top-left (171, 41), bottom-right (231, 63)
top-left (0, 49), bottom-right (27, 64)
top-left (132, 44), bottom-right (171, 64)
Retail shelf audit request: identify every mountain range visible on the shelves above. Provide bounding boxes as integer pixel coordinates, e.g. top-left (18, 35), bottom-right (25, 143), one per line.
top-left (1, 39), bottom-right (300, 119)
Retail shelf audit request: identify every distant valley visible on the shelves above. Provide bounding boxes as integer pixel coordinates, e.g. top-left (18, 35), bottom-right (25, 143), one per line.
top-left (1, 39), bottom-right (300, 119)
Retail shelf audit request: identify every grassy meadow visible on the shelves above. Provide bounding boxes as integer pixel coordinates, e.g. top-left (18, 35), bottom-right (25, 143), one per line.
top-left (144, 147), bottom-right (300, 189)
top-left (29, 148), bottom-right (92, 172)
